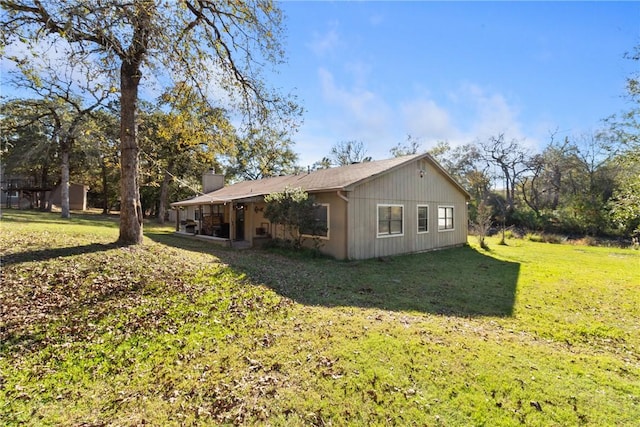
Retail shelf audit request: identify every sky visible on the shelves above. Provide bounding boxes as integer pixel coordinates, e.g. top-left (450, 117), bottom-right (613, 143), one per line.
top-left (273, 1), bottom-right (640, 167)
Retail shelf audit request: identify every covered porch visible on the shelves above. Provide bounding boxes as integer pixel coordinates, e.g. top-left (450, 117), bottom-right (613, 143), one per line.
top-left (171, 195), bottom-right (272, 248)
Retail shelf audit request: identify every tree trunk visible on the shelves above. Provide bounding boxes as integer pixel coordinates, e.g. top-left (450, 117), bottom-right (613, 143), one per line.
top-left (60, 146), bottom-right (70, 218)
top-left (101, 157), bottom-right (109, 215)
top-left (117, 59), bottom-right (144, 245)
top-left (39, 165), bottom-right (48, 210)
top-left (157, 160), bottom-right (174, 224)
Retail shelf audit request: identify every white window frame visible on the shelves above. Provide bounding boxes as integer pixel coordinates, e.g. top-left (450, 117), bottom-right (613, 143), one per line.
top-left (301, 203), bottom-right (330, 240)
top-left (417, 205), bottom-right (429, 234)
top-left (438, 205), bottom-right (455, 232)
top-left (377, 204), bottom-right (404, 238)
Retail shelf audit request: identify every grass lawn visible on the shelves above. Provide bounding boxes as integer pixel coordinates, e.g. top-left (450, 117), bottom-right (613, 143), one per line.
top-left (1, 210), bottom-right (639, 426)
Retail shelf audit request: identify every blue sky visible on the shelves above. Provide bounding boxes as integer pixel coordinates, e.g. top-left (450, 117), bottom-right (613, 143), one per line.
top-left (274, 1), bottom-right (640, 167)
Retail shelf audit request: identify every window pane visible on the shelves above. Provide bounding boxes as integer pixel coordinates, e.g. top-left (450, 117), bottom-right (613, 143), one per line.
top-left (418, 206), bottom-right (427, 232)
top-left (418, 207), bottom-right (427, 220)
top-left (391, 206), bottom-right (402, 220)
top-left (438, 207), bottom-right (454, 230)
top-left (301, 204), bottom-right (328, 236)
top-left (379, 206), bottom-right (390, 221)
top-left (378, 205), bottom-right (403, 235)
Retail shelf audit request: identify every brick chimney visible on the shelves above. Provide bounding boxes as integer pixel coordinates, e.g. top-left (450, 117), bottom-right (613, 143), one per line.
top-left (202, 169), bottom-right (224, 193)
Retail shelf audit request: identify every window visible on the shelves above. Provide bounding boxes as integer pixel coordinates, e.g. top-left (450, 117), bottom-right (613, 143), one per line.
top-left (378, 204), bottom-right (403, 237)
top-left (417, 205), bottom-right (429, 233)
top-left (301, 204), bottom-right (329, 238)
top-left (438, 206), bottom-right (454, 231)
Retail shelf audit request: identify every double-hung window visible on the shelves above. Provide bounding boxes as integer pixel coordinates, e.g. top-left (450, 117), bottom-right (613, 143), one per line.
top-left (438, 206), bottom-right (454, 231)
top-left (417, 205), bottom-right (429, 233)
top-left (378, 204), bottom-right (403, 237)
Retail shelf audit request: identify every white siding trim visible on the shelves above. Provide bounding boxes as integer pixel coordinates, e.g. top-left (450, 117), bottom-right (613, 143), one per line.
top-left (377, 203), bottom-right (404, 238)
top-left (437, 205), bottom-right (455, 232)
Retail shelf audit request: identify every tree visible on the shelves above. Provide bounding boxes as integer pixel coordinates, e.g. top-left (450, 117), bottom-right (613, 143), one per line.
top-left (263, 186), bottom-right (326, 249)
top-left (519, 135), bottom-right (575, 219)
top-left (83, 109), bottom-right (121, 214)
top-left (473, 200), bottom-right (493, 250)
top-left (564, 132), bottom-right (617, 235)
top-left (225, 127), bottom-right (298, 181)
top-left (390, 134), bottom-right (422, 157)
top-left (427, 141), bottom-right (490, 204)
top-left (3, 50), bottom-right (113, 218)
top-left (310, 157), bottom-right (332, 171)
top-left (479, 134), bottom-right (528, 214)
top-left (329, 140), bottom-right (372, 166)
top-left (1, 99), bottom-right (56, 209)
top-left (139, 83), bottom-right (234, 222)
top-left (605, 44), bottom-right (640, 237)
top-left (2, 0), bottom-right (299, 244)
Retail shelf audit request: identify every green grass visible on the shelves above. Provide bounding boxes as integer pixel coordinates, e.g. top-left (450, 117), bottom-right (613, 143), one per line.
top-left (1, 209), bottom-right (639, 425)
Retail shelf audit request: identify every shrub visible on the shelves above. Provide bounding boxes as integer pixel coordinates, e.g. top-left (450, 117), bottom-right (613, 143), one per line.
top-left (526, 233), bottom-right (565, 244)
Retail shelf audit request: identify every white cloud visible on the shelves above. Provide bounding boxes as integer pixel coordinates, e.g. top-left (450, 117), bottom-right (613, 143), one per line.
top-left (308, 25), bottom-right (340, 57)
top-left (400, 98), bottom-right (457, 141)
top-left (318, 67), bottom-right (392, 137)
top-left (294, 70), bottom-right (542, 164)
top-left (392, 83), bottom-right (530, 153)
top-left (460, 83), bottom-right (525, 140)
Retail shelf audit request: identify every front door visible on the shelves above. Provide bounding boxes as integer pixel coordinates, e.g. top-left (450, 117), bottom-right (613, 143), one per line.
top-left (235, 204), bottom-right (245, 240)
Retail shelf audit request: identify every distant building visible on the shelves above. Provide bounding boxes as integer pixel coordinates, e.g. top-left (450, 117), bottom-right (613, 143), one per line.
top-left (1, 173), bottom-right (87, 211)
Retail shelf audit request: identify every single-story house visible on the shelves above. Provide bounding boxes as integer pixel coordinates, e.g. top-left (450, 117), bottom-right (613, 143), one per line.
top-left (171, 153), bottom-right (470, 260)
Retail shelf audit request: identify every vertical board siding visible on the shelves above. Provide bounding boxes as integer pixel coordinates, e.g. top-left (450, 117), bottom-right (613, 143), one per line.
top-left (347, 159), bottom-right (468, 260)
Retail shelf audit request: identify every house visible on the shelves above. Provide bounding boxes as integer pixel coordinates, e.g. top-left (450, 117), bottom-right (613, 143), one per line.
top-left (1, 171), bottom-right (88, 211)
top-left (1, 175), bottom-right (51, 209)
top-left (48, 183), bottom-right (89, 211)
top-left (171, 153), bottom-right (470, 260)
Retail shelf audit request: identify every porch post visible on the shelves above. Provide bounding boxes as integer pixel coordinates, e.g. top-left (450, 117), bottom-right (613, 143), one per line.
top-left (247, 202), bottom-right (254, 246)
top-left (230, 202), bottom-right (235, 243)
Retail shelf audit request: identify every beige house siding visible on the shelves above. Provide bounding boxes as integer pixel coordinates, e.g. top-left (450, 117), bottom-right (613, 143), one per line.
top-left (171, 154), bottom-right (470, 260)
top-left (300, 192), bottom-right (349, 260)
top-left (346, 159), bottom-right (468, 260)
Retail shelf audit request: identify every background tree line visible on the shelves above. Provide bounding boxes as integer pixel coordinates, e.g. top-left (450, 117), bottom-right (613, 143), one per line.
top-left (4, 99), bottom-right (636, 239)
top-left (1, 0), bottom-right (637, 243)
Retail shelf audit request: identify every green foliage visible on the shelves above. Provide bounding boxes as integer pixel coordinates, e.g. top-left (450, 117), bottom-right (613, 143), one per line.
top-left (328, 140), bottom-right (371, 166)
top-left (472, 200), bottom-right (493, 250)
top-left (525, 232), bottom-right (566, 244)
top-left (1, 0), bottom-right (301, 244)
top-left (263, 186), bottom-right (326, 249)
top-left (389, 134), bottom-right (422, 157)
top-left (224, 127), bottom-right (299, 181)
top-left (606, 144), bottom-right (640, 237)
top-left (138, 84), bottom-right (235, 220)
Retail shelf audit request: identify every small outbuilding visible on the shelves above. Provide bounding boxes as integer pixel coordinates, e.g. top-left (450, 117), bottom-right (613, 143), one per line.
top-left (171, 153), bottom-right (470, 260)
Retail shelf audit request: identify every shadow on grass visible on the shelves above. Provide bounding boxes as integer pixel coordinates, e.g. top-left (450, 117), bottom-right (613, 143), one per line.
top-left (2, 243), bottom-right (119, 265)
top-left (147, 232), bottom-right (520, 317)
top-left (1, 208), bottom-right (119, 228)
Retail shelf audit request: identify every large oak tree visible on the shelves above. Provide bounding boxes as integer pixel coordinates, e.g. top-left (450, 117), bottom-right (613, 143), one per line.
top-left (1, 0), bottom-right (299, 244)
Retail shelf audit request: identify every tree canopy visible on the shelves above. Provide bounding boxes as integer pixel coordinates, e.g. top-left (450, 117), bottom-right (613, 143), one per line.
top-left (1, 0), bottom-right (300, 244)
